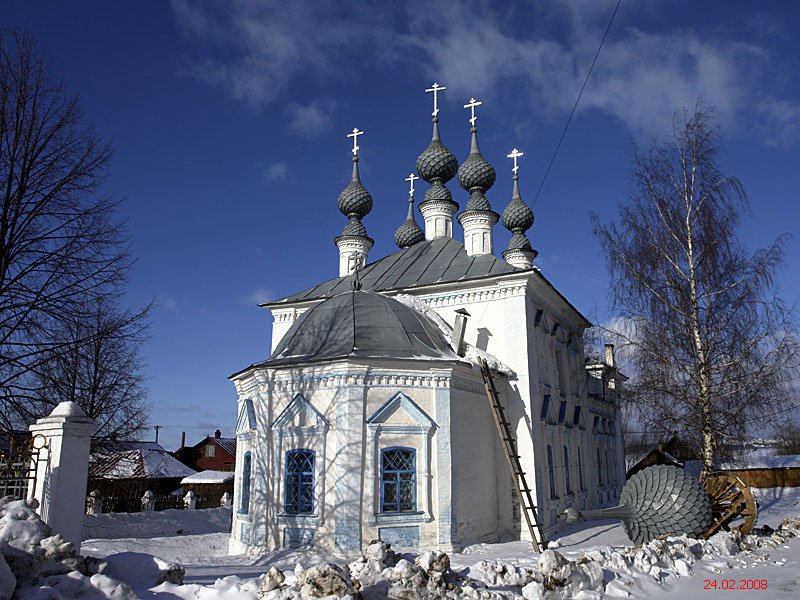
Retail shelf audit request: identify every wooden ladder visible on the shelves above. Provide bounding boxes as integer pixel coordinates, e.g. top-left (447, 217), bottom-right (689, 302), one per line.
top-left (478, 357), bottom-right (547, 551)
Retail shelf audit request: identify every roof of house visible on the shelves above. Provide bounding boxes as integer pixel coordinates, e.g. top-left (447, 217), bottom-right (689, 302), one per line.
top-left (90, 442), bottom-right (197, 479)
top-left (197, 436), bottom-right (236, 456)
top-left (262, 290), bottom-right (461, 368)
top-left (264, 237), bottom-right (527, 306)
top-left (180, 470), bottom-right (236, 484)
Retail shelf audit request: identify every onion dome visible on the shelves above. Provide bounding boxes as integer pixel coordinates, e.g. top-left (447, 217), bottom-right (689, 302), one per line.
top-left (502, 171), bottom-right (537, 263)
top-left (342, 216), bottom-right (368, 238)
top-left (395, 176), bottom-right (425, 249)
top-left (416, 117), bottom-right (459, 184)
top-left (458, 127), bottom-right (496, 193)
top-left (337, 156), bottom-right (373, 219)
top-left (501, 174), bottom-right (534, 232)
top-left (457, 124), bottom-right (498, 228)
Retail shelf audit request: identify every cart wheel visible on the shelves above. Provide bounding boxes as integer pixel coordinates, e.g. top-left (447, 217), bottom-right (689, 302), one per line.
top-left (702, 471), bottom-right (757, 538)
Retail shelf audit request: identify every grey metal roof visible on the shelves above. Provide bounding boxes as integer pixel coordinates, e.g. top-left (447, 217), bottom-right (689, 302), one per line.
top-left (266, 237), bottom-right (525, 306)
top-left (261, 290), bottom-right (460, 367)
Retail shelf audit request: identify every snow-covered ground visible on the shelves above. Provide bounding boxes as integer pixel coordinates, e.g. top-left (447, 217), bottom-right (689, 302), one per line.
top-left (70, 486), bottom-right (800, 598)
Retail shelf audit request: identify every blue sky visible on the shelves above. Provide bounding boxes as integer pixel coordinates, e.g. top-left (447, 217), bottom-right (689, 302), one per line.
top-left (4, 1), bottom-right (799, 451)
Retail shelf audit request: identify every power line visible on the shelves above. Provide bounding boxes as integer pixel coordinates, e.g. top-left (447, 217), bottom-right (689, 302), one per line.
top-left (532, 0), bottom-right (622, 207)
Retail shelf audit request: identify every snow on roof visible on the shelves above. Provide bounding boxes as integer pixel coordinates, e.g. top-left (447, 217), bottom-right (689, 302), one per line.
top-left (90, 445), bottom-right (196, 479)
top-left (181, 470), bottom-right (235, 484)
top-left (720, 449), bottom-right (800, 470)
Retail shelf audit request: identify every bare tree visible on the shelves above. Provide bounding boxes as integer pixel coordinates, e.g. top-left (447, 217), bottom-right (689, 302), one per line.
top-left (24, 298), bottom-right (151, 446)
top-left (0, 28), bottom-right (147, 434)
top-left (592, 103), bottom-right (799, 472)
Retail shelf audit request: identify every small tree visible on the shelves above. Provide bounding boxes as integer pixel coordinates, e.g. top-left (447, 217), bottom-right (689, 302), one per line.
top-left (593, 103), bottom-right (799, 472)
top-left (0, 28), bottom-right (148, 435)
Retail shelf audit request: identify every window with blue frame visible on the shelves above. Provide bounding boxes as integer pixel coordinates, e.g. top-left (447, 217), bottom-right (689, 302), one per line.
top-left (285, 449), bottom-right (315, 515)
top-left (380, 447), bottom-right (416, 513)
top-left (240, 451), bottom-right (251, 514)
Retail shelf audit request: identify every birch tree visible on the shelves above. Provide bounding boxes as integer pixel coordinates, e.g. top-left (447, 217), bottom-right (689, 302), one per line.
top-left (593, 104), bottom-right (799, 472)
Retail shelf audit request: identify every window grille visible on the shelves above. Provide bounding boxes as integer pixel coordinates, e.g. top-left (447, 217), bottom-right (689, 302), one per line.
top-left (285, 449), bottom-right (315, 514)
top-left (597, 447), bottom-right (603, 485)
top-left (547, 444), bottom-right (557, 498)
top-left (240, 452), bottom-right (251, 514)
top-left (381, 447), bottom-right (415, 513)
top-left (204, 444), bottom-right (216, 457)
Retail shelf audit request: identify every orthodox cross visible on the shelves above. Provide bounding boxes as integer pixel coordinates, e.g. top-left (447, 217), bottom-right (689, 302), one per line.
top-left (405, 173), bottom-right (419, 197)
top-left (347, 127), bottom-right (364, 155)
top-left (507, 148), bottom-right (524, 174)
top-left (464, 97), bottom-right (482, 126)
top-left (425, 82), bottom-right (446, 117)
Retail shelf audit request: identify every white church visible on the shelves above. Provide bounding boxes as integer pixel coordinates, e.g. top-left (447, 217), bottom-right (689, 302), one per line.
top-left (228, 87), bottom-right (625, 555)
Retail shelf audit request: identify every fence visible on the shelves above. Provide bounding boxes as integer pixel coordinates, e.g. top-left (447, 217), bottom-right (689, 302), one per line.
top-left (0, 435), bottom-right (48, 501)
top-left (86, 488), bottom-right (232, 514)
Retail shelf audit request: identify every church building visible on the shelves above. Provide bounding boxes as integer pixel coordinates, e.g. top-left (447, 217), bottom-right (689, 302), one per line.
top-left (228, 87), bottom-right (625, 555)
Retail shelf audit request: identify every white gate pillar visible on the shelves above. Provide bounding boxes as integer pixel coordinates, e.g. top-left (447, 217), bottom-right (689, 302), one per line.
top-left (29, 401), bottom-right (96, 553)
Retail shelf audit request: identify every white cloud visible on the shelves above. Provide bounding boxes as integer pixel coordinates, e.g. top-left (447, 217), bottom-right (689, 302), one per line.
top-left (262, 162), bottom-right (288, 183)
top-left (287, 100), bottom-right (336, 137)
top-left (158, 296), bottom-right (179, 311)
top-left (243, 288), bottom-right (274, 305)
top-left (172, 0), bottom-right (799, 145)
top-left (756, 97), bottom-right (800, 148)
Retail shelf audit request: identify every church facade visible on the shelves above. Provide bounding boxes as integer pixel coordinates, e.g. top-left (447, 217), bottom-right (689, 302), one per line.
top-left (228, 89), bottom-right (625, 555)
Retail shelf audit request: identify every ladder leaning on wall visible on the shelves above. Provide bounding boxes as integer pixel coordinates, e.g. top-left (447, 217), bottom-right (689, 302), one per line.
top-left (478, 357), bottom-right (548, 552)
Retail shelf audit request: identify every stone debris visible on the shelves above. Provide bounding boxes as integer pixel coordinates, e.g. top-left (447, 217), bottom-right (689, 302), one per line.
top-left (255, 519), bottom-right (800, 599)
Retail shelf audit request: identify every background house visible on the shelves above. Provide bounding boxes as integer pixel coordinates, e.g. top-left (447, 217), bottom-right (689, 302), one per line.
top-left (88, 441), bottom-right (196, 512)
top-left (174, 430), bottom-right (237, 472)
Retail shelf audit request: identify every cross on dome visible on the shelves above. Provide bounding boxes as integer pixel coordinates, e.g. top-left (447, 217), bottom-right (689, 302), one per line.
top-left (347, 127), bottom-right (364, 156)
top-left (405, 173), bottom-right (419, 197)
top-left (507, 148), bottom-right (524, 174)
top-left (425, 82), bottom-right (446, 117)
top-left (464, 97), bottom-right (482, 126)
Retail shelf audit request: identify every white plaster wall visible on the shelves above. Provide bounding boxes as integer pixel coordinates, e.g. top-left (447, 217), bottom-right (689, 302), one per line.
top-left (249, 269), bottom-right (622, 550)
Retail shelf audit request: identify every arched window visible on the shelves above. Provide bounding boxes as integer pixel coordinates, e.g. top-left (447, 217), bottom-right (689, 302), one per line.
top-left (240, 452), bottom-right (251, 514)
top-left (285, 449), bottom-right (315, 514)
top-left (547, 444), bottom-right (557, 499)
top-left (597, 447), bottom-right (603, 485)
top-left (563, 445), bottom-right (572, 494)
top-left (380, 447), bottom-right (415, 513)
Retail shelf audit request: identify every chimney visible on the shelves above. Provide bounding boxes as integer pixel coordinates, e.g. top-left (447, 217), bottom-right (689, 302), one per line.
top-left (214, 429), bottom-right (221, 439)
top-left (180, 431), bottom-right (186, 448)
top-left (604, 343), bottom-right (615, 368)
top-left (451, 308), bottom-right (470, 357)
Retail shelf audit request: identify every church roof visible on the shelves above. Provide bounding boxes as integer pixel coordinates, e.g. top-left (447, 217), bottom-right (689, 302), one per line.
top-left (265, 237), bottom-right (526, 306)
top-left (260, 290), bottom-right (461, 367)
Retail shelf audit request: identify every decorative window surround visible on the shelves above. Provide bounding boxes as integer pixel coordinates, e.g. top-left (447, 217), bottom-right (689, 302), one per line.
top-left (366, 392), bottom-right (435, 525)
top-left (271, 394), bottom-right (329, 527)
top-left (236, 399), bottom-right (257, 435)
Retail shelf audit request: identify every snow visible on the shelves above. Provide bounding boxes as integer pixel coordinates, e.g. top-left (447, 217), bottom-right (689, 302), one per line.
top-left (394, 293), bottom-right (515, 375)
top-left (70, 486), bottom-right (800, 599)
top-left (181, 471), bottom-right (235, 485)
top-left (49, 401), bottom-right (87, 418)
top-left (5, 486), bottom-right (799, 599)
top-left (90, 446), bottom-right (196, 479)
top-left (83, 507), bottom-right (232, 540)
top-left (720, 448), bottom-right (800, 470)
